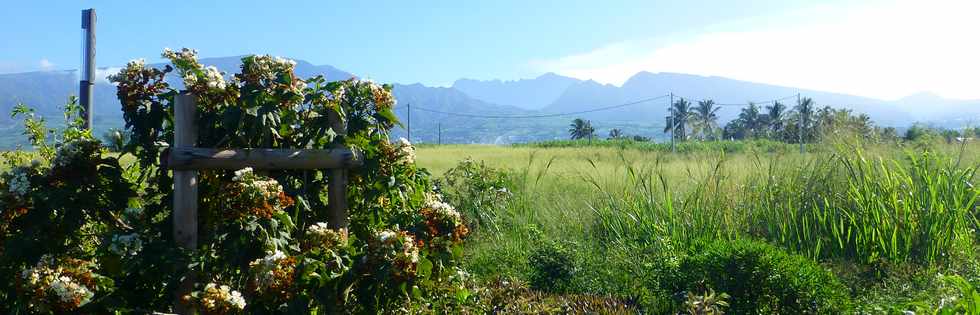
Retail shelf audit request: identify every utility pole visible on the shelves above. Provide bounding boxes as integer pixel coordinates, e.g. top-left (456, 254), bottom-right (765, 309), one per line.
top-left (406, 103), bottom-right (411, 142)
top-left (797, 93), bottom-right (804, 154)
top-left (669, 92), bottom-right (675, 153)
top-left (80, 9), bottom-right (96, 130)
top-left (437, 122), bottom-right (442, 145)
top-left (588, 121), bottom-right (593, 145)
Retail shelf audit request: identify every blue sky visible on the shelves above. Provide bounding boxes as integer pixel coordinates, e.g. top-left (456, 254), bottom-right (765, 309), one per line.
top-left (2, 0), bottom-right (978, 100)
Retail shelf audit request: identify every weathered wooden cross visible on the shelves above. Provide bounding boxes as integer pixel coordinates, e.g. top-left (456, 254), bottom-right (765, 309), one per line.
top-left (167, 92), bottom-right (361, 313)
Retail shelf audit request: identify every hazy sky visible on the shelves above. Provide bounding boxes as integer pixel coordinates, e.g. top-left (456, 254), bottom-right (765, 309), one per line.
top-left (1, 0), bottom-right (977, 100)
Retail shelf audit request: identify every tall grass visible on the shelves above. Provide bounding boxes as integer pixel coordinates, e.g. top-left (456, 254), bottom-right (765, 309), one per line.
top-left (586, 145), bottom-right (979, 265)
top-left (516, 138), bottom-right (806, 154)
top-left (416, 141), bottom-right (980, 310)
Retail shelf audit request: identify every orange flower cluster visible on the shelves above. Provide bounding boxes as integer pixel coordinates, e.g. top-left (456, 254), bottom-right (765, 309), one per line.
top-left (368, 230), bottom-right (420, 282)
top-left (17, 256), bottom-right (99, 313)
top-left (225, 168), bottom-right (294, 220)
top-left (248, 250), bottom-right (298, 302)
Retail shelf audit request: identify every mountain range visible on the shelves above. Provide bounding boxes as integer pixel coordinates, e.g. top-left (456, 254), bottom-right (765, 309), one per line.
top-left (1, 56), bottom-right (978, 147)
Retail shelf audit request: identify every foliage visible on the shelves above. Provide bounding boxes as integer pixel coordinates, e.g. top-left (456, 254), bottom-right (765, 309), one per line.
top-left (437, 158), bottom-right (512, 233)
top-left (527, 238), bottom-right (579, 293)
top-left (608, 128), bottom-right (624, 139)
top-left (683, 287), bottom-right (730, 315)
top-left (518, 138), bottom-right (803, 154)
top-left (666, 98), bottom-right (693, 140)
top-left (751, 148), bottom-right (978, 264)
top-left (665, 239), bottom-right (852, 314)
top-left (0, 99), bottom-right (138, 313)
top-left (440, 141), bottom-right (980, 313)
top-left (0, 48), bottom-right (473, 313)
top-left (568, 118), bottom-right (595, 140)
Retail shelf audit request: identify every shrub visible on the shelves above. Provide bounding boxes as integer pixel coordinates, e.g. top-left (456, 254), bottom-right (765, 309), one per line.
top-left (0, 48), bottom-right (474, 313)
top-left (437, 158), bottom-right (512, 233)
top-left (527, 239), bottom-right (579, 293)
top-left (665, 239), bottom-right (852, 314)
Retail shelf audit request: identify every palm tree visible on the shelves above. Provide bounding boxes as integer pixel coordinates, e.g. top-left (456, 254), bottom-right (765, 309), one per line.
top-left (665, 98), bottom-right (692, 141)
top-left (765, 101), bottom-right (786, 138)
top-left (568, 118), bottom-right (595, 141)
top-left (693, 99), bottom-right (720, 140)
top-left (738, 102), bottom-right (764, 138)
top-left (795, 97), bottom-right (815, 143)
top-left (608, 128), bottom-right (624, 139)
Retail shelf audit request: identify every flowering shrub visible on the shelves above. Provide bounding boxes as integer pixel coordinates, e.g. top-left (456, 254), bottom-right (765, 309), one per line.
top-left (225, 167), bottom-right (293, 219)
top-left (437, 158), bottom-right (513, 232)
top-left (303, 222), bottom-right (348, 251)
top-left (183, 282), bottom-right (247, 315)
top-left (17, 256), bottom-right (110, 313)
top-left (0, 46), bottom-right (479, 313)
top-left (1, 47), bottom-right (478, 313)
top-left (247, 250), bottom-right (298, 302)
top-left (368, 229), bottom-right (422, 281)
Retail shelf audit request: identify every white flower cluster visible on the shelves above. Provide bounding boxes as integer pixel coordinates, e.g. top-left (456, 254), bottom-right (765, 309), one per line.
top-left (107, 58), bottom-right (148, 84)
top-left (374, 229), bottom-right (420, 265)
top-left (51, 138), bottom-right (98, 168)
top-left (125, 58), bottom-right (145, 70)
top-left (394, 137), bottom-right (415, 164)
top-left (232, 167), bottom-right (283, 199)
top-left (247, 55), bottom-right (297, 79)
top-left (20, 258), bottom-right (94, 310)
top-left (108, 233), bottom-right (143, 257)
top-left (7, 166), bottom-right (31, 198)
top-left (233, 167), bottom-right (254, 181)
top-left (162, 47), bottom-right (199, 67)
top-left (248, 250), bottom-right (296, 296)
top-left (305, 222), bottom-right (348, 249)
top-left (183, 65), bottom-right (227, 91)
top-left (199, 282), bottom-right (246, 311)
top-left (163, 48), bottom-right (229, 94)
top-left (427, 198), bottom-right (462, 226)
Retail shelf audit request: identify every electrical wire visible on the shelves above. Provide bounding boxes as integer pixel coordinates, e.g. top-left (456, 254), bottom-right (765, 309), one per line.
top-left (405, 95), bottom-right (670, 119)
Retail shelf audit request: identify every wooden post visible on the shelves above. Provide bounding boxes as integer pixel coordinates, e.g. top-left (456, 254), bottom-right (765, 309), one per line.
top-left (173, 92), bottom-right (197, 314)
top-left (327, 110), bottom-right (349, 229)
top-left (173, 92), bottom-right (198, 247)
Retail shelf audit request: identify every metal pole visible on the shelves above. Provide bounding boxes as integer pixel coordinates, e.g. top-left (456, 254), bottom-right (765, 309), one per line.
top-left (438, 122), bottom-right (442, 145)
top-left (80, 9), bottom-right (96, 130)
top-left (669, 92), bottom-right (675, 153)
top-left (798, 93), bottom-right (804, 154)
top-left (406, 103), bottom-right (411, 142)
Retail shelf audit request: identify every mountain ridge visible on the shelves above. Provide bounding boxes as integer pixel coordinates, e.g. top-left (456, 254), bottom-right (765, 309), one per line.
top-left (1, 56), bottom-right (978, 147)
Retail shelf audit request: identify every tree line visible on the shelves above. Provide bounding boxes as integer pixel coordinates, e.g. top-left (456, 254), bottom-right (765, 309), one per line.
top-left (568, 97), bottom-right (979, 144)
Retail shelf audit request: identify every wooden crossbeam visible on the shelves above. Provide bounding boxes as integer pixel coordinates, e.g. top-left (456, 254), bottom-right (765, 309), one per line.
top-left (170, 91), bottom-right (358, 313)
top-left (168, 147), bottom-right (362, 170)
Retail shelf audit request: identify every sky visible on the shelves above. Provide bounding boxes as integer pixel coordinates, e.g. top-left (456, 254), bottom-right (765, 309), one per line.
top-left (1, 0), bottom-right (977, 100)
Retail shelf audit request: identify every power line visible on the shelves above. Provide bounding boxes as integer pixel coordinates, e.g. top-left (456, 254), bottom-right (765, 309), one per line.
top-left (407, 94), bottom-right (670, 119)
top-left (672, 94), bottom-right (799, 106)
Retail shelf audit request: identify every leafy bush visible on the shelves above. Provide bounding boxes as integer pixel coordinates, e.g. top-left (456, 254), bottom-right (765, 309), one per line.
top-left (665, 239), bottom-right (852, 314)
top-left (527, 239), bottom-right (579, 293)
top-left (0, 48), bottom-right (475, 313)
top-left (437, 158), bottom-right (512, 233)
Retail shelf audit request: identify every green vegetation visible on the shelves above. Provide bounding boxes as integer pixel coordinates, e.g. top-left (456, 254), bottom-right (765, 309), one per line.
top-left (420, 139), bottom-right (980, 313)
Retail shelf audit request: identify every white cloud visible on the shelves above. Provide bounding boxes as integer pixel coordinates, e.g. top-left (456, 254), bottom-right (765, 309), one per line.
top-left (39, 58), bottom-right (55, 71)
top-left (533, 0), bottom-right (980, 100)
top-left (95, 67), bottom-right (121, 84)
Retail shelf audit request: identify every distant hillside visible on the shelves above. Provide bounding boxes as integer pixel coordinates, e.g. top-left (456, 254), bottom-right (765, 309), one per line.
top-left (542, 72), bottom-right (923, 126)
top-left (452, 72), bottom-right (581, 110)
top-left (2, 56), bottom-right (979, 147)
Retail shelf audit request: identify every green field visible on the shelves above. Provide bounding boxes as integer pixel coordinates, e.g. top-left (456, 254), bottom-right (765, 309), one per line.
top-left (417, 141), bottom-right (980, 313)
